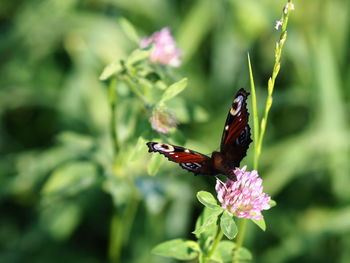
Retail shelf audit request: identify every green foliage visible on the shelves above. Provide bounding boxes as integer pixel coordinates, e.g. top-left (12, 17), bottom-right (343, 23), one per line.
top-left (155, 205), bottom-right (241, 262)
top-left (234, 247), bottom-right (253, 262)
top-left (193, 207), bottom-right (222, 236)
top-left (220, 211), bottom-right (238, 240)
top-left (147, 153), bottom-right (162, 176)
top-left (152, 191), bottom-right (239, 262)
top-left (251, 218), bottom-right (266, 232)
top-left (159, 78), bottom-right (188, 104)
top-left (152, 239), bottom-right (199, 260)
top-left (196, 191), bottom-right (220, 209)
top-left (42, 162), bottom-right (97, 197)
top-left (212, 241), bottom-right (236, 263)
top-left (1, 0), bottom-right (350, 263)
top-left (195, 207), bottom-right (220, 254)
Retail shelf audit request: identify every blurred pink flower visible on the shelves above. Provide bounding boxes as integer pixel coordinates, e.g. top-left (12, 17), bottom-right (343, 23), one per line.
top-left (215, 166), bottom-right (271, 220)
top-left (140, 28), bottom-right (182, 67)
top-left (149, 108), bottom-right (177, 134)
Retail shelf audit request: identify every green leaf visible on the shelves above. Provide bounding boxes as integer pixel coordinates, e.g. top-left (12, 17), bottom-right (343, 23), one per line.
top-left (220, 211), bottom-right (238, 240)
top-left (160, 78), bottom-right (187, 103)
top-left (197, 191), bottom-right (220, 209)
top-left (195, 207), bottom-right (219, 239)
top-left (195, 207), bottom-right (220, 254)
top-left (212, 241), bottom-right (236, 263)
top-left (234, 247), bottom-right (253, 261)
top-left (247, 53), bottom-right (259, 169)
top-left (128, 136), bottom-right (147, 161)
top-left (147, 153), bottom-right (162, 176)
top-left (57, 132), bottom-right (94, 150)
top-left (40, 201), bottom-right (81, 241)
top-left (193, 207), bottom-right (222, 236)
top-left (270, 199), bottom-right (277, 208)
top-left (119, 17), bottom-right (140, 44)
top-left (166, 99), bottom-right (209, 124)
top-left (251, 217), bottom-right (266, 231)
top-left (99, 61), bottom-right (123, 81)
top-left (126, 48), bottom-right (152, 65)
top-left (42, 162), bottom-right (96, 197)
top-left (152, 239), bottom-right (199, 260)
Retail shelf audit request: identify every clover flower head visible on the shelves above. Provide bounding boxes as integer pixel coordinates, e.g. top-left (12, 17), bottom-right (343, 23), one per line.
top-left (149, 108), bottom-right (177, 134)
top-left (215, 166), bottom-right (271, 220)
top-left (140, 27), bottom-right (182, 67)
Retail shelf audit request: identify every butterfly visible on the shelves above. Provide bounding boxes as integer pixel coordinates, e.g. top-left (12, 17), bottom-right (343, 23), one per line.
top-left (146, 89), bottom-right (252, 180)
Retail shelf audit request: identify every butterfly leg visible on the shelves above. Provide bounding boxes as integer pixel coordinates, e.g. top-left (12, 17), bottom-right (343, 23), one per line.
top-left (215, 176), bottom-right (228, 191)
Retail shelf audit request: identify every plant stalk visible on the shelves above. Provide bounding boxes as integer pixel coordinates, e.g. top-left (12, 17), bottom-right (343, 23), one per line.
top-left (255, 0), bottom-right (292, 166)
top-left (109, 77), bottom-right (118, 154)
top-left (205, 228), bottom-right (224, 262)
top-left (232, 1), bottom-right (294, 262)
top-left (232, 219), bottom-right (247, 263)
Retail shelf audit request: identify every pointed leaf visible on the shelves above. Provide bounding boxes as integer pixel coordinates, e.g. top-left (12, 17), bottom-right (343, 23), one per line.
top-left (99, 61), bottom-right (123, 80)
top-left (42, 162), bottom-right (96, 197)
top-left (197, 191), bottom-right (220, 209)
top-left (126, 48), bottom-right (152, 65)
top-left (152, 239), bottom-right (199, 260)
top-left (40, 202), bottom-right (81, 240)
top-left (247, 53), bottom-right (259, 157)
top-left (252, 217), bottom-right (266, 231)
top-left (212, 241), bottom-right (236, 263)
top-left (220, 211), bottom-right (238, 239)
top-left (270, 199), bottom-right (277, 208)
top-left (119, 17), bottom-right (140, 44)
top-left (234, 247), bottom-right (253, 261)
top-left (195, 207), bottom-right (219, 241)
top-left (160, 78), bottom-right (187, 103)
top-left (193, 207), bottom-right (222, 236)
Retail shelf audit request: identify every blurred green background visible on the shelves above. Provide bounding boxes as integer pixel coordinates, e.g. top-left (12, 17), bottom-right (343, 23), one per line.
top-left (1, 0), bottom-right (350, 262)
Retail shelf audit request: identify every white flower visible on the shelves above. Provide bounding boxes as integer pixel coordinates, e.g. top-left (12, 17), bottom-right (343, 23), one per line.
top-left (274, 20), bottom-right (283, 30)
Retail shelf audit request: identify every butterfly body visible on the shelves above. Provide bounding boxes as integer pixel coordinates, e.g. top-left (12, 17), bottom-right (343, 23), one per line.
top-left (146, 89), bottom-right (252, 180)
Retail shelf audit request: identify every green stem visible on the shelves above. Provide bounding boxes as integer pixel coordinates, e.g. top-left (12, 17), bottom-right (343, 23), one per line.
top-left (232, 2), bottom-right (293, 263)
top-left (108, 189), bottom-right (140, 263)
top-left (109, 78), bottom-right (118, 154)
top-left (122, 184), bottom-right (140, 246)
top-left (205, 228), bottom-right (224, 262)
top-left (232, 219), bottom-right (247, 263)
top-left (255, 1), bottom-right (292, 166)
top-left (108, 211), bottom-right (122, 263)
top-left (122, 74), bottom-right (151, 109)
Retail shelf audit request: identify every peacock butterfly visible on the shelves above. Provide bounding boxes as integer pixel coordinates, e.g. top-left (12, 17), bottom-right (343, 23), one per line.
top-left (146, 89), bottom-right (252, 180)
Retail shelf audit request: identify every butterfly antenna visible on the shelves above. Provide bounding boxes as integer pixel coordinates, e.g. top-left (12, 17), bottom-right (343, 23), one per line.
top-left (215, 176), bottom-right (228, 191)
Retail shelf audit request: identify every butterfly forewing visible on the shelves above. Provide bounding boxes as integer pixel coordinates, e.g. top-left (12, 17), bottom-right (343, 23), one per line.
top-left (219, 89), bottom-right (252, 167)
top-left (146, 88), bottom-right (252, 179)
top-left (146, 142), bottom-right (218, 175)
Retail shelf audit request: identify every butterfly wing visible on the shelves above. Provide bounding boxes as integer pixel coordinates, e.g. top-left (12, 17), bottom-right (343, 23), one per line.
top-left (146, 142), bottom-right (218, 175)
top-left (220, 89), bottom-right (252, 167)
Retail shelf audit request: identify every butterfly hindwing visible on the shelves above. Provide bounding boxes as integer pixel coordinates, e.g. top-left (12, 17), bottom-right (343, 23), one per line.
top-left (146, 88), bottom-right (252, 179)
top-left (220, 89), bottom-right (252, 166)
top-left (146, 142), bottom-right (217, 175)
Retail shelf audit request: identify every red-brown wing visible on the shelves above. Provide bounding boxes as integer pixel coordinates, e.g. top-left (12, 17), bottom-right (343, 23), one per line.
top-left (146, 142), bottom-right (218, 175)
top-left (220, 89), bottom-right (252, 166)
